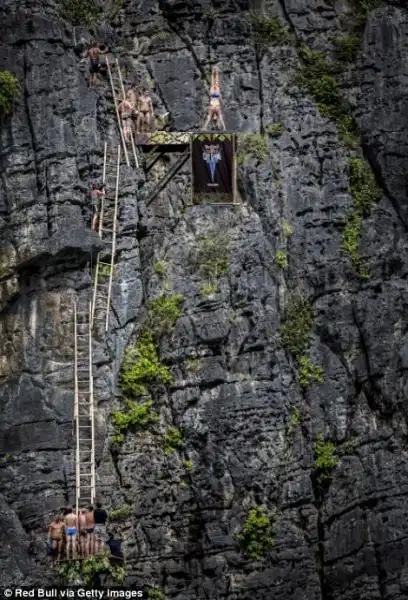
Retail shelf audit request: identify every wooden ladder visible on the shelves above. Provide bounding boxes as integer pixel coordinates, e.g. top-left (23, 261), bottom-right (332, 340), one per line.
top-left (91, 142), bottom-right (121, 333)
top-left (106, 56), bottom-right (139, 169)
top-left (73, 299), bottom-right (95, 514)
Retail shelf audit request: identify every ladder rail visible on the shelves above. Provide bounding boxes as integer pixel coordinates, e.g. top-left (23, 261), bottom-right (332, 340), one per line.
top-left (105, 144), bottom-right (121, 331)
top-left (74, 301), bottom-right (80, 516)
top-left (106, 56), bottom-right (130, 167)
top-left (88, 299), bottom-right (96, 504)
top-left (115, 59), bottom-right (139, 169)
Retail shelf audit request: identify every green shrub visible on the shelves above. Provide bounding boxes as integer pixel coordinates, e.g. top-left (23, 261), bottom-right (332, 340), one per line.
top-left (147, 293), bottom-right (184, 336)
top-left (0, 71), bottom-right (21, 116)
top-left (179, 480), bottom-right (188, 488)
top-left (200, 281), bottom-right (218, 296)
top-left (348, 156), bottom-right (381, 215)
top-left (313, 435), bottom-right (339, 483)
top-left (237, 133), bottom-right (268, 164)
top-left (112, 399), bottom-right (160, 444)
top-left (164, 427), bottom-right (184, 456)
top-left (186, 358), bottom-right (201, 373)
top-left (183, 459), bottom-right (193, 471)
top-left (250, 13), bottom-right (292, 54)
top-left (120, 332), bottom-right (171, 398)
top-left (193, 231), bottom-right (229, 280)
top-left (265, 121), bottom-right (284, 137)
top-left (281, 294), bottom-right (314, 357)
top-left (153, 30), bottom-right (170, 40)
top-left (98, 264), bottom-right (111, 278)
top-left (281, 220), bottom-right (293, 238)
top-left (236, 506), bottom-right (275, 561)
top-left (343, 157), bottom-right (381, 275)
top-left (296, 46), bottom-right (357, 145)
top-left (57, 556), bottom-right (125, 586)
top-left (148, 588), bottom-right (166, 600)
top-left (275, 250), bottom-right (288, 269)
top-left (287, 407), bottom-right (301, 437)
top-left (61, 0), bottom-right (102, 24)
top-left (333, 34), bottom-right (362, 62)
top-left (108, 504), bottom-right (132, 521)
top-left (153, 261), bottom-right (167, 276)
top-left (298, 355), bottom-right (324, 387)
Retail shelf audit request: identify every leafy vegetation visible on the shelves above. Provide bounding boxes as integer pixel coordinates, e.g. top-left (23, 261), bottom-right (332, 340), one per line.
top-left (61, 0), bottom-right (103, 24)
top-left (237, 133), bottom-right (268, 164)
top-left (120, 333), bottom-right (171, 398)
top-left (250, 13), bottom-right (292, 55)
top-left (0, 71), bottom-right (21, 116)
top-left (236, 506), bottom-right (275, 561)
top-left (333, 34), bottom-right (362, 63)
top-left (265, 121), bottom-right (284, 137)
top-left (148, 588), bottom-right (166, 600)
top-left (193, 230), bottom-right (229, 280)
top-left (61, 0), bottom-right (123, 24)
top-left (343, 157), bottom-right (381, 275)
top-left (275, 249), bottom-right (288, 269)
top-left (147, 293), bottom-right (184, 336)
top-left (108, 504), bottom-right (132, 521)
top-left (295, 47), bottom-right (359, 149)
top-left (313, 435), bottom-right (339, 483)
top-left (183, 459), bottom-right (193, 471)
top-left (164, 427), bottom-right (184, 456)
top-left (112, 399), bottom-right (160, 445)
top-left (186, 358), bottom-right (201, 373)
top-left (286, 407), bottom-right (301, 437)
top-left (200, 281), bottom-right (218, 296)
top-left (281, 294), bottom-right (314, 357)
top-left (57, 556), bottom-right (125, 586)
top-left (153, 260), bottom-right (167, 276)
top-left (281, 220), bottom-right (293, 238)
top-left (298, 355), bottom-right (324, 387)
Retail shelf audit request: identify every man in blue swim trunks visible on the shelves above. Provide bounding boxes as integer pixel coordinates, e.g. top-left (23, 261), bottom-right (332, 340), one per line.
top-left (203, 65), bottom-right (226, 130)
top-left (64, 507), bottom-right (78, 559)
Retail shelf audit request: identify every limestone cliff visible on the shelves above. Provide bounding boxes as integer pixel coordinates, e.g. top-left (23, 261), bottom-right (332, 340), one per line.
top-left (1, 0), bottom-right (408, 598)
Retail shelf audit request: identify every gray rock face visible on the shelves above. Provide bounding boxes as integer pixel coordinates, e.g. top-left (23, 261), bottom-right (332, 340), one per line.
top-left (1, 0), bottom-right (408, 598)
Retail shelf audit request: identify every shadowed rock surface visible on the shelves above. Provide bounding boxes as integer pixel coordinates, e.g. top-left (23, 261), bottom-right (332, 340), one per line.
top-left (1, 0), bottom-right (408, 598)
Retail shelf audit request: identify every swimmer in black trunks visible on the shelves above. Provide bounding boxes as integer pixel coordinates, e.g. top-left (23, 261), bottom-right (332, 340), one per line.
top-left (136, 88), bottom-right (155, 133)
top-left (86, 40), bottom-right (108, 89)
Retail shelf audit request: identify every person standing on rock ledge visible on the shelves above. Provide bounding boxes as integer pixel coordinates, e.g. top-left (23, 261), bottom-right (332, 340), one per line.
top-left (90, 183), bottom-right (105, 232)
top-left (64, 507), bottom-right (78, 559)
top-left (85, 40), bottom-right (108, 89)
top-left (93, 501), bottom-right (108, 552)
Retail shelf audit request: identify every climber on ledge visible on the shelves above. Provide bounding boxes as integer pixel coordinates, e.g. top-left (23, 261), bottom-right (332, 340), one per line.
top-left (203, 65), bottom-right (226, 131)
top-left (85, 505), bottom-right (95, 556)
top-left (136, 89), bottom-right (155, 133)
top-left (93, 501), bottom-right (108, 553)
top-left (118, 91), bottom-right (135, 143)
top-left (90, 183), bottom-right (105, 232)
top-left (85, 40), bottom-right (108, 89)
top-left (47, 515), bottom-right (64, 565)
top-left (64, 507), bottom-right (78, 559)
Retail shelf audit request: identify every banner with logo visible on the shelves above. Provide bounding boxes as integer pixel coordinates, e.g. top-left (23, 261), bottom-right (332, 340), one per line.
top-left (191, 133), bottom-right (236, 204)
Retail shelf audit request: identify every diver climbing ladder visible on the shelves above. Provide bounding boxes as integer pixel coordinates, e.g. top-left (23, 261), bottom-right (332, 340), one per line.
top-left (91, 142), bottom-right (121, 332)
top-left (73, 299), bottom-right (95, 514)
top-left (106, 56), bottom-right (139, 169)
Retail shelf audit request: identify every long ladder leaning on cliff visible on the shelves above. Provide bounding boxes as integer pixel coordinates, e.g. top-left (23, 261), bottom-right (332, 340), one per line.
top-left (73, 299), bottom-right (95, 515)
top-left (91, 142), bottom-right (121, 332)
top-left (106, 56), bottom-right (139, 169)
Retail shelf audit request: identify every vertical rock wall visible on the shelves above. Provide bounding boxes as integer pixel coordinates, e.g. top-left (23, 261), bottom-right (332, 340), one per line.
top-left (1, 0), bottom-right (408, 598)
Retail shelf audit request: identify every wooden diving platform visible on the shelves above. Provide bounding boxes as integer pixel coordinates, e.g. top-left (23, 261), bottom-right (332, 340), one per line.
top-left (134, 131), bottom-right (190, 152)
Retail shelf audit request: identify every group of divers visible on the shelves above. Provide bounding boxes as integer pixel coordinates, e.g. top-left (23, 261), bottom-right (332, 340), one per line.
top-left (83, 40), bottom-right (226, 228)
top-left (47, 42), bottom-right (227, 565)
top-left (47, 503), bottom-right (123, 563)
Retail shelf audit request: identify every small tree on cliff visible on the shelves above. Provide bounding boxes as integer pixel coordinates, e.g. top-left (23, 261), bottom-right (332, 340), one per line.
top-left (0, 71), bottom-right (21, 116)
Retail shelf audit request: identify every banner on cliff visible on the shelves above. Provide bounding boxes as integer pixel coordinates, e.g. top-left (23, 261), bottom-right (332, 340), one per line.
top-left (191, 133), bottom-right (236, 204)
